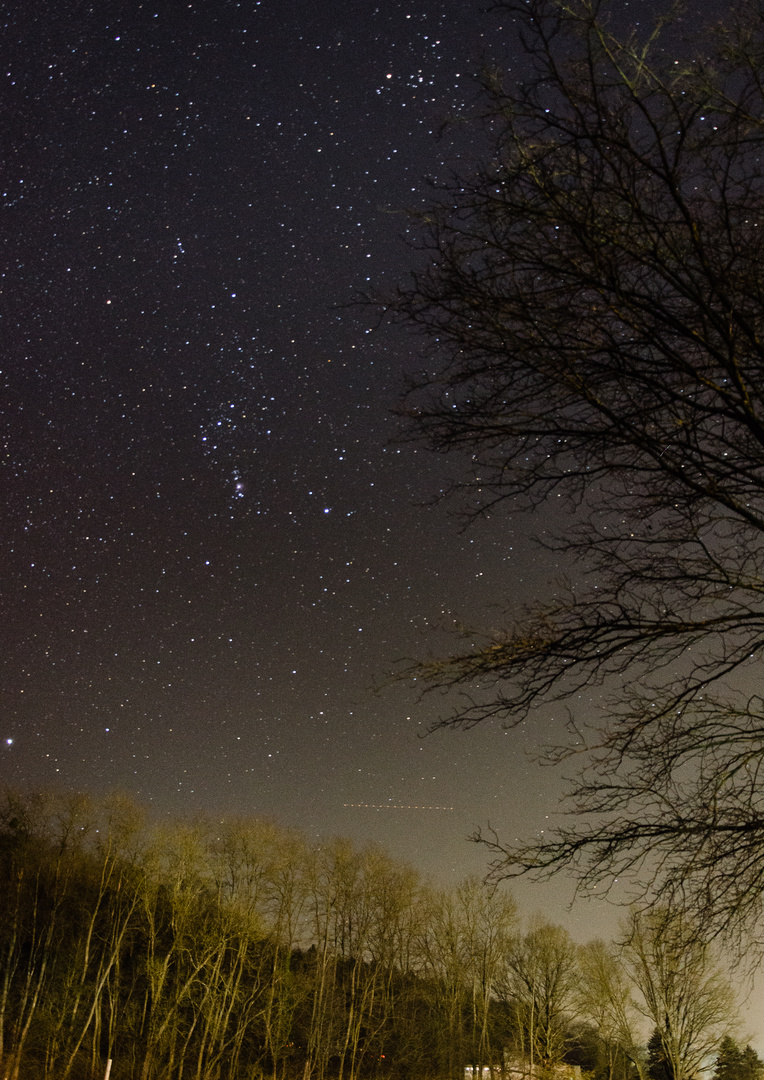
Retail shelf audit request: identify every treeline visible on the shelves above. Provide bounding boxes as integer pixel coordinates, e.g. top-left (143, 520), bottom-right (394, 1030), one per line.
top-left (0, 790), bottom-right (750, 1080)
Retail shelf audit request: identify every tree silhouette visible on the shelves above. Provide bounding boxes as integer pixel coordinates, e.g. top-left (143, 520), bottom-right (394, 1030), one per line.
top-left (388, 0), bottom-right (764, 945)
top-left (647, 1030), bottom-right (673, 1080)
top-left (713, 1037), bottom-right (764, 1080)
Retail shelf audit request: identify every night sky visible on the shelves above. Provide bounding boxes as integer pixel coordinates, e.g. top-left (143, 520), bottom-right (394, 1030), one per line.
top-left (0, 0), bottom-right (727, 938)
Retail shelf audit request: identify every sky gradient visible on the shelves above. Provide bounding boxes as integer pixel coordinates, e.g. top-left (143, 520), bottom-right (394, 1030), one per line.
top-left (0, 0), bottom-right (728, 943)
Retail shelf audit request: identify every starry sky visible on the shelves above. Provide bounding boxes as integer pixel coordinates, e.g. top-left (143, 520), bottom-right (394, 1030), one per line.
top-left (0, 0), bottom-right (725, 935)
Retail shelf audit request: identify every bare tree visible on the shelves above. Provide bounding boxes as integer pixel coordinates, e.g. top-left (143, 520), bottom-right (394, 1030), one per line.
top-left (417, 879), bottom-right (516, 1079)
top-left (386, 0), bottom-right (764, 943)
top-left (458, 878), bottom-right (517, 1078)
top-left (576, 940), bottom-right (648, 1080)
top-left (619, 911), bottom-right (738, 1080)
top-left (497, 920), bottom-right (577, 1075)
top-left (411, 885), bottom-right (470, 1080)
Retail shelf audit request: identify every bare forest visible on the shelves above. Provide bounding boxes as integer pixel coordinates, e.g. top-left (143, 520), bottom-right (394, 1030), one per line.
top-left (0, 790), bottom-right (747, 1080)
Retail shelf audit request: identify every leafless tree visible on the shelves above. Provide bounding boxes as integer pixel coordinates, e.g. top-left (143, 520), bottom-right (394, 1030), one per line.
top-left (619, 911), bottom-right (738, 1080)
top-left (497, 920), bottom-right (577, 1074)
top-left (576, 940), bottom-right (648, 1080)
top-left (386, 0), bottom-right (764, 944)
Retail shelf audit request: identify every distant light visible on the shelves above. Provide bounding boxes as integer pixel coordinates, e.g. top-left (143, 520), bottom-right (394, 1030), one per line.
top-left (323, 507), bottom-right (330, 513)
top-left (5, 738), bottom-right (12, 746)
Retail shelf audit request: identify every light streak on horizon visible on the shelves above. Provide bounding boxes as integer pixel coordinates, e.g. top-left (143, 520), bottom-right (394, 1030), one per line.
top-left (343, 803), bottom-right (454, 810)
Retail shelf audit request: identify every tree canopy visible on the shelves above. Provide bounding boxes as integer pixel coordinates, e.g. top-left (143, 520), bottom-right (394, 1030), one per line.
top-left (387, 0), bottom-right (764, 944)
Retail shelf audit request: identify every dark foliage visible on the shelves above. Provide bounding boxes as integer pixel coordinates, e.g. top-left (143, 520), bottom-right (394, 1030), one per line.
top-left (648, 1030), bottom-right (675, 1080)
top-left (713, 1036), bottom-right (764, 1080)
